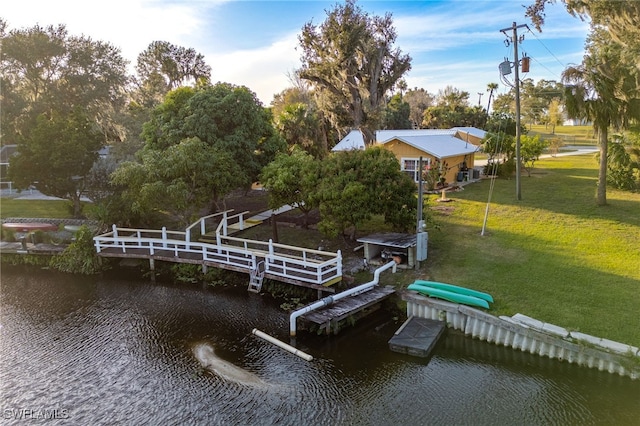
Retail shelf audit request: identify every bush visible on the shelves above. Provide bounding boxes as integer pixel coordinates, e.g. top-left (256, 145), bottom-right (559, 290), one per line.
top-left (50, 225), bottom-right (104, 274)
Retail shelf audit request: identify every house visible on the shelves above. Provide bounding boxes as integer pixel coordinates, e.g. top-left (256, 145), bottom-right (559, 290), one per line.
top-left (333, 128), bottom-right (485, 185)
top-left (377, 131), bottom-right (478, 184)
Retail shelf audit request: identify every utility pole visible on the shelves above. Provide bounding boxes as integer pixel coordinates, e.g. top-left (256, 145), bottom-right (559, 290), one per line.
top-left (500, 22), bottom-right (528, 201)
top-left (477, 92), bottom-right (483, 106)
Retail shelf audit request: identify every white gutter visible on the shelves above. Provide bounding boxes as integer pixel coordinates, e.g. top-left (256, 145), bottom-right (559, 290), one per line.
top-left (289, 261), bottom-right (397, 336)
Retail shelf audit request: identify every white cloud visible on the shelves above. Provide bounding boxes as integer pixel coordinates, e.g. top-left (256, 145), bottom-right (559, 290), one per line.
top-left (206, 31), bottom-right (301, 104)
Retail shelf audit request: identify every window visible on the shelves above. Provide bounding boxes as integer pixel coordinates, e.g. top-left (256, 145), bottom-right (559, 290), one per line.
top-left (401, 158), bottom-right (431, 182)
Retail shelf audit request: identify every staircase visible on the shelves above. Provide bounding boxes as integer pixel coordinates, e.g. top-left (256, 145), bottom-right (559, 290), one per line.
top-left (248, 260), bottom-right (266, 293)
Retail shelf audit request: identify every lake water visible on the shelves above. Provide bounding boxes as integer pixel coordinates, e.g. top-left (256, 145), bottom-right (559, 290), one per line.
top-left (1, 266), bottom-right (638, 425)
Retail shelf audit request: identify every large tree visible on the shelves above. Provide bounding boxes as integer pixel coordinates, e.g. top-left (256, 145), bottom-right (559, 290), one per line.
top-left (0, 22), bottom-right (129, 144)
top-left (382, 93), bottom-right (412, 130)
top-left (562, 27), bottom-right (640, 205)
top-left (316, 147), bottom-right (417, 239)
top-left (141, 82), bottom-right (285, 186)
top-left (297, 0), bottom-right (411, 145)
top-left (276, 102), bottom-right (329, 158)
top-left (111, 137), bottom-right (242, 226)
top-left (260, 147), bottom-right (321, 228)
top-left (404, 87), bottom-right (434, 128)
top-left (8, 108), bottom-right (103, 217)
top-left (133, 40), bottom-right (211, 108)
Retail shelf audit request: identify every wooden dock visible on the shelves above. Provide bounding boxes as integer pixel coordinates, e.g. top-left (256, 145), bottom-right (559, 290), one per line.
top-left (299, 286), bottom-right (396, 335)
top-left (388, 316), bottom-right (446, 358)
top-left (93, 210), bottom-right (342, 293)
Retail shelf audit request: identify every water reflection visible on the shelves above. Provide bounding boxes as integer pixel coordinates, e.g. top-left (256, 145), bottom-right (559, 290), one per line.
top-left (1, 265), bottom-right (638, 425)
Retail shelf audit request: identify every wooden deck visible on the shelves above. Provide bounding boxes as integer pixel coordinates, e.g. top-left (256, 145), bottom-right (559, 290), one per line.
top-left (93, 211), bottom-right (342, 292)
top-left (299, 286), bottom-right (395, 334)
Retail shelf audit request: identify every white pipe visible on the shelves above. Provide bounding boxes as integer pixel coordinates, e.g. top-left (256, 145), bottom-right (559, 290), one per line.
top-left (289, 261), bottom-right (397, 336)
top-left (252, 328), bottom-right (313, 361)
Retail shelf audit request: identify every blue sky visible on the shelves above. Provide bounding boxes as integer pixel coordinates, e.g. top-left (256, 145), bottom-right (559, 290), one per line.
top-left (3, 0), bottom-right (590, 105)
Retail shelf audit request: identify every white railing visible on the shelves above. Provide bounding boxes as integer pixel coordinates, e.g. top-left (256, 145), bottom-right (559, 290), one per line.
top-left (94, 221), bottom-right (342, 286)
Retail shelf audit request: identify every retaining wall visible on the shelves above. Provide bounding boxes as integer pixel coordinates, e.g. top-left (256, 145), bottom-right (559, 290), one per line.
top-left (2, 218), bottom-right (99, 228)
top-left (404, 292), bottom-right (639, 380)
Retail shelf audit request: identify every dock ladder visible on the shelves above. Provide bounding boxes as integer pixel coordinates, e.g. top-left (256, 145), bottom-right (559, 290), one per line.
top-left (248, 260), bottom-right (266, 293)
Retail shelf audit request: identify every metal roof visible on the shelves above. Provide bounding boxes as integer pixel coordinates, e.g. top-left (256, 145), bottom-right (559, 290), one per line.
top-left (376, 129), bottom-right (456, 143)
top-left (452, 127), bottom-right (487, 140)
top-left (382, 134), bottom-right (479, 159)
top-left (331, 130), bottom-right (365, 152)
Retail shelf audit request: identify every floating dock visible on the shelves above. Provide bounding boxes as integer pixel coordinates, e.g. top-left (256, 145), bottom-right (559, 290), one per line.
top-left (388, 316), bottom-right (446, 358)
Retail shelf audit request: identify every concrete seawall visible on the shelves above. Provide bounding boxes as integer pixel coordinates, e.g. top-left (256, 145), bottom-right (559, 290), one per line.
top-left (404, 292), bottom-right (640, 380)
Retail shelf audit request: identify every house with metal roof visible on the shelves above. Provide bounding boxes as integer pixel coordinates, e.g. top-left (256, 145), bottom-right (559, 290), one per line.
top-left (332, 128), bottom-right (484, 185)
top-left (377, 132), bottom-right (478, 185)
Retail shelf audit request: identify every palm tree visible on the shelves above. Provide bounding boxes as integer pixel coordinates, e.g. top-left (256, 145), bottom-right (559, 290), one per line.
top-left (562, 29), bottom-right (640, 205)
top-left (486, 83), bottom-right (499, 113)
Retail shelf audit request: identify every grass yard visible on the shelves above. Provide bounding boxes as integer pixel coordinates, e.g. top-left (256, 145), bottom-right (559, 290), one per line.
top-left (529, 124), bottom-right (597, 146)
top-left (0, 199), bottom-right (72, 219)
top-left (424, 154), bottom-right (640, 347)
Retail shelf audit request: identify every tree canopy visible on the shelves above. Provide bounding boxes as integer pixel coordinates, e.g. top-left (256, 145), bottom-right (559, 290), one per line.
top-left (260, 147), bottom-right (321, 228)
top-left (8, 108), bottom-right (103, 217)
top-left (141, 82), bottom-right (285, 186)
top-left (315, 147), bottom-right (417, 239)
top-left (111, 137), bottom-right (242, 226)
top-left (0, 21), bottom-right (129, 144)
top-left (297, 0), bottom-right (411, 144)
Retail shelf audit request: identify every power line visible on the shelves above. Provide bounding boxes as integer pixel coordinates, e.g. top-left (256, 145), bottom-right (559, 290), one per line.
top-left (526, 28), bottom-right (569, 70)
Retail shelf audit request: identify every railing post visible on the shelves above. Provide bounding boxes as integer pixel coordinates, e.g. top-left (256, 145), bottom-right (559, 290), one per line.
top-left (200, 218), bottom-right (206, 236)
top-left (337, 250), bottom-right (342, 277)
top-left (162, 227), bottom-right (167, 249)
top-left (239, 213), bottom-right (244, 230)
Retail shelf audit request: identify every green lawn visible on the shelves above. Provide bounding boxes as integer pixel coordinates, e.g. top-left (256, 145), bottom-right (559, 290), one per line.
top-left (0, 199), bottom-right (72, 219)
top-left (423, 154), bottom-right (640, 347)
top-left (529, 124), bottom-right (597, 146)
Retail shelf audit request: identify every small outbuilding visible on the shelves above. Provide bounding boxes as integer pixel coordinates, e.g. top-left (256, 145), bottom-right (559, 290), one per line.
top-left (358, 233), bottom-right (426, 269)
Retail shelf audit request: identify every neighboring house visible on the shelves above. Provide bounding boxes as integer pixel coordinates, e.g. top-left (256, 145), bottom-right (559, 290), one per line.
top-left (333, 128), bottom-right (484, 184)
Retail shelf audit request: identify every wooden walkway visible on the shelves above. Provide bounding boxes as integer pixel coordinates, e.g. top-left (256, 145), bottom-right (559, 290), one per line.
top-left (299, 286), bottom-right (396, 334)
top-left (93, 210), bottom-right (342, 292)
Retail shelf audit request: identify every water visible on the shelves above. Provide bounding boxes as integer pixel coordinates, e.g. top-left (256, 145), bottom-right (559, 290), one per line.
top-left (1, 266), bottom-right (638, 425)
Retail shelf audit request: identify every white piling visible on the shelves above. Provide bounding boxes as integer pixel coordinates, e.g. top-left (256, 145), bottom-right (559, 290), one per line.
top-left (252, 328), bottom-right (313, 362)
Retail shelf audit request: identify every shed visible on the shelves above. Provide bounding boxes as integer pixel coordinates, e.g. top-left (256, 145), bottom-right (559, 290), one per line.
top-left (357, 233), bottom-right (424, 269)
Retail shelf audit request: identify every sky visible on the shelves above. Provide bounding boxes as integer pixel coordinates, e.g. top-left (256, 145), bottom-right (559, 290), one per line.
top-left (2, 0), bottom-right (590, 106)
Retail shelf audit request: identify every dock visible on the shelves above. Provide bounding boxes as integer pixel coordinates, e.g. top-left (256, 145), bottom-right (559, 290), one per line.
top-left (388, 316), bottom-right (446, 357)
top-left (299, 286), bottom-right (395, 335)
top-left (92, 210), bottom-right (342, 293)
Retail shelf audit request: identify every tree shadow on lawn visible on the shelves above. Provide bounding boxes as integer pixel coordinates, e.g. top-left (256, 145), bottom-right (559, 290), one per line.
top-left (454, 173), bottom-right (640, 229)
